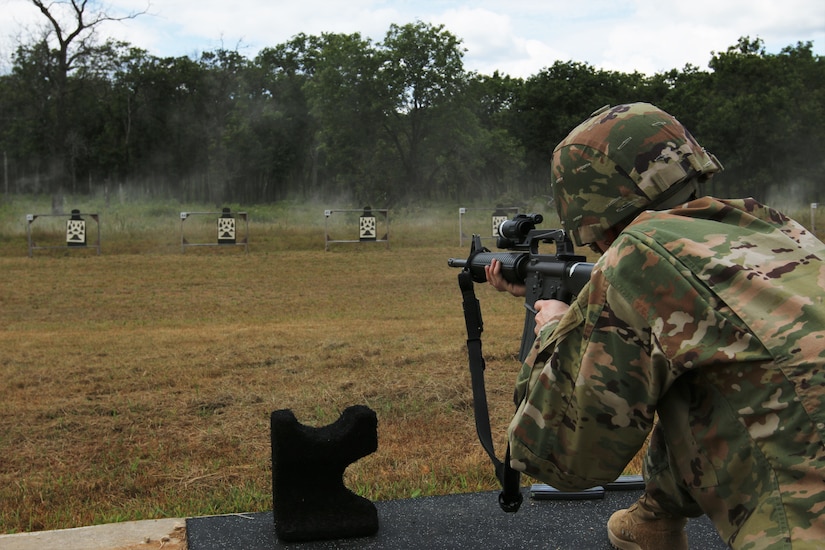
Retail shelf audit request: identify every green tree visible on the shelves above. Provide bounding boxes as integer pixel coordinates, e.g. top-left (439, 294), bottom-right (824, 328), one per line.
top-left (3, 20), bottom-right (822, 208)
top-left (699, 37), bottom-right (825, 202)
top-left (511, 61), bottom-right (647, 195)
top-left (0, 41), bottom-right (54, 193)
top-left (377, 21), bottom-right (469, 203)
top-left (24, 0), bottom-right (148, 193)
top-left (107, 51), bottom-right (211, 198)
top-left (246, 38), bottom-right (318, 201)
top-left (300, 32), bottom-right (388, 203)
top-left (196, 48), bottom-right (250, 203)
top-left (445, 72), bottom-right (526, 202)
top-left (642, 64), bottom-right (713, 132)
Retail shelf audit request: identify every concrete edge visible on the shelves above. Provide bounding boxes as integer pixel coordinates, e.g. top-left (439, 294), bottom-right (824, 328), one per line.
top-left (0, 518), bottom-right (186, 550)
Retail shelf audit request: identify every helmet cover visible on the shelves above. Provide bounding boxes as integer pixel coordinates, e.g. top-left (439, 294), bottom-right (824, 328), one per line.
top-left (552, 103), bottom-right (722, 246)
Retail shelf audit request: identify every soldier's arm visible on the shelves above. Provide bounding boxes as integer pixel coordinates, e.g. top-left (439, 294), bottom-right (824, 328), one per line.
top-left (508, 267), bottom-right (657, 490)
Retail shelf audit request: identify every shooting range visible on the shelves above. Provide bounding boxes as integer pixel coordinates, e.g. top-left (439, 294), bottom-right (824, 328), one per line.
top-left (458, 206), bottom-right (519, 246)
top-left (324, 207), bottom-right (390, 251)
top-left (180, 208), bottom-right (249, 253)
top-left (25, 209), bottom-right (101, 257)
top-left (186, 401), bottom-right (727, 549)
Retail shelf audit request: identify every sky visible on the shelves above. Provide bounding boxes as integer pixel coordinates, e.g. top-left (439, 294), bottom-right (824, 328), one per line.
top-left (1, 0), bottom-right (824, 77)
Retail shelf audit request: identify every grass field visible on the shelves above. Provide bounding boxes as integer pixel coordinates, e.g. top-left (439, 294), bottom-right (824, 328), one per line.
top-left (2, 194), bottom-right (819, 534)
top-left (0, 195), bottom-right (573, 533)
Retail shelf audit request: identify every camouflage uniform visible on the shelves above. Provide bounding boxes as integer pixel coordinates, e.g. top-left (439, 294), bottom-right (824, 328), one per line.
top-left (508, 197), bottom-right (825, 549)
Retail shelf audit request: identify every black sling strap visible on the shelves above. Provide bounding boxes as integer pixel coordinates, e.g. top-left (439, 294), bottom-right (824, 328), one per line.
top-left (458, 269), bottom-right (523, 513)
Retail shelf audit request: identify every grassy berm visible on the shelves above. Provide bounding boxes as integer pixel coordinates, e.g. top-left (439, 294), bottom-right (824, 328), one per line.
top-left (0, 198), bottom-right (636, 534)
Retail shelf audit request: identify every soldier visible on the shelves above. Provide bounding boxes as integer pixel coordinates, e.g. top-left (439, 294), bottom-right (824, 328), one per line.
top-left (485, 103), bottom-right (825, 549)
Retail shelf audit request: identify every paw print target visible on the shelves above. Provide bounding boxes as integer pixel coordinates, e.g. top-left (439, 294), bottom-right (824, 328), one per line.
top-left (217, 217), bottom-right (236, 244)
top-left (492, 215), bottom-right (509, 238)
top-left (359, 215), bottom-right (377, 241)
top-left (66, 219), bottom-right (86, 246)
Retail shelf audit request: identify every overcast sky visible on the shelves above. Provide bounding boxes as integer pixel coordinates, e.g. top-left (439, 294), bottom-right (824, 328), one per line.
top-left (2, 0), bottom-right (824, 77)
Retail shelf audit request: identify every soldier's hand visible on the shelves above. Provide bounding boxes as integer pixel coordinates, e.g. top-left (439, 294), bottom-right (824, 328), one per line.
top-left (533, 299), bottom-right (569, 334)
top-left (485, 258), bottom-right (526, 297)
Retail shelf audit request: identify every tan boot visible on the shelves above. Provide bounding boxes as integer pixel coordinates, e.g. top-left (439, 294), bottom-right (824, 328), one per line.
top-left (607, 494), bottom-right (688, 550)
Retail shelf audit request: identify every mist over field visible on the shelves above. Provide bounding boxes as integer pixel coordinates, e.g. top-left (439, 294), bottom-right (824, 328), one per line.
top-left (0, 7), bottom-right (822, 211)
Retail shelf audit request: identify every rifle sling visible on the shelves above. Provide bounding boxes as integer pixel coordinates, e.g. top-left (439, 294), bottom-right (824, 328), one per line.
top-left (458, 270), bottom-right (523, 513)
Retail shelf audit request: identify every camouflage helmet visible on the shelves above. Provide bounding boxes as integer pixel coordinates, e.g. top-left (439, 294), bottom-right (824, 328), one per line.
top-left (552, 103), bottom-right (723, 246)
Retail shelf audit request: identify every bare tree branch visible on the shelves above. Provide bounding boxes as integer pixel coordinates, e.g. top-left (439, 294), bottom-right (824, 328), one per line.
top-left (30, 0), bottom-right (150, 71)
top-left (25, 0), bottom-right (150, 191)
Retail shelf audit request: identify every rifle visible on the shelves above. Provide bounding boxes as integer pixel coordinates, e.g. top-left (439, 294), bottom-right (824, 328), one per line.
top-left (449, 214), bottom-right (594, 361)
top-left (447, 213), bottom-right (594, 512)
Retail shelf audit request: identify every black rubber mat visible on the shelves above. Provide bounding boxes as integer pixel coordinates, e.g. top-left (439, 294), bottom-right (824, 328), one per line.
top-left (186, 489), bottom-right (726, 549)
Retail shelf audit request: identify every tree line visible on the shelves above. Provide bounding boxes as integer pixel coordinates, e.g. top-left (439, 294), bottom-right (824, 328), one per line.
top-left (0, 14), bottom-right (823, 208)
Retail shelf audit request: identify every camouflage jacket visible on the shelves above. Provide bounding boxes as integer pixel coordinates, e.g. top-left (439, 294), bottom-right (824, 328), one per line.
top-left (508, 197), bottom-right (825, 548)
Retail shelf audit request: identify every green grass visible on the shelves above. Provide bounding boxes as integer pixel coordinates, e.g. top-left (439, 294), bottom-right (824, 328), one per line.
top-left (0, 193), bottom-right (560, 533)
top-left (1, 193), bottom-right (820, 534)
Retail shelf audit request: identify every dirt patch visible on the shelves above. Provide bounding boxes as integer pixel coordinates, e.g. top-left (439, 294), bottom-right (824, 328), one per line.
top-left (114, 524), bottom-right (186, 549)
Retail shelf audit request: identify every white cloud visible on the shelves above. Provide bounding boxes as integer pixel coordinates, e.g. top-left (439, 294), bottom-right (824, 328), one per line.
top-left (0, 0), bottom-right (822, 76)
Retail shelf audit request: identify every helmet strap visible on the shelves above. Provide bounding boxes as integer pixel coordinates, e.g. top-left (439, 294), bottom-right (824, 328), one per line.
top-left (645, 175), bottom-right (699, 212)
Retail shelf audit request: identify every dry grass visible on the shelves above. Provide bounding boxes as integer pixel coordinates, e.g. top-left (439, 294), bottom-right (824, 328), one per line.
top-left (0, 198), bottom-right (637, 534)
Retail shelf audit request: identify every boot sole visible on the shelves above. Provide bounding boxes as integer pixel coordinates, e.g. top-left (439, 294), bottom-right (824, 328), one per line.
top-left (607, 529), bottom-right (642, 550)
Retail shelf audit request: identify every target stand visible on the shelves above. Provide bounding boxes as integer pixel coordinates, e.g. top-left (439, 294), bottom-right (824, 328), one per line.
top-left (26, 210), bottom-right (101, 257)
top-left (458, 206), bottom-right (519, 247)
top-left (324, 207), bottom-right (389, 251)
top-left (180, 209), bottom-right (249, 253)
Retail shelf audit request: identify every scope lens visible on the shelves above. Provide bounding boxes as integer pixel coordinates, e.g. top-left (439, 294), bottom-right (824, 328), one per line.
top-left (499, 219), bottom-right (524, 239)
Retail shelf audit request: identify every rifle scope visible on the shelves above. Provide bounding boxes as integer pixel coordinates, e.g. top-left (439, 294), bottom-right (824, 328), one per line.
top-left (496, 213), bottom-right (543, 249)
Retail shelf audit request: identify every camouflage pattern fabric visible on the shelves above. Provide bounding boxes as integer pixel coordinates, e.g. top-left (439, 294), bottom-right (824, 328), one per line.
top-left (551, 103), bottom-right (722, 247)
top-left (508, 197), bottom-right (825, 549)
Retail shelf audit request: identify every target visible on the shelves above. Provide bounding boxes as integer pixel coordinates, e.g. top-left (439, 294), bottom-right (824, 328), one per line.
top-left (217, 217), bottom-right (237, 243)
top-left (66, 219), bottom-right (87, 246)
top-left (180, 209), bottom-right (249, 253)
top-left (359, 215), bottom-right (377, 240)
top-left (458, 206), bottom-right (519, 247)
top-left (26, 210), bottom-right (101, 256)
top-left (491, 215), bottom-right (509, 238)
top-left (324, 208), bottom-right (390, 251)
